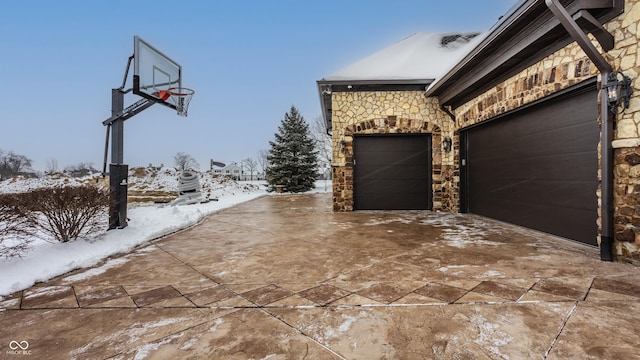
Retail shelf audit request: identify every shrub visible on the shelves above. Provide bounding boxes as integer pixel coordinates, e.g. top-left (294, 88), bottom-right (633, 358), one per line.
top-left (0, 193), bottom-right (35, 258)
top-left (23, 185), bottom-right (110, 242)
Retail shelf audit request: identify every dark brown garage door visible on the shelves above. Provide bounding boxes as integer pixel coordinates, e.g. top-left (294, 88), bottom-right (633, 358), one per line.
top-left (462, 84), bottom-right (598, 245)
top-left (353, 135), bottom-right (432, 210)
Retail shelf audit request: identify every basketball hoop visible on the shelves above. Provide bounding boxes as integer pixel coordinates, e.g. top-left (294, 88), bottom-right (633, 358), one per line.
top-left (167, 87), bottom-right (195, 117)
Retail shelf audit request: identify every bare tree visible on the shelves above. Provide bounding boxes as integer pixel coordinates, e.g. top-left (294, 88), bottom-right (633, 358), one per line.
top-left (310, 115), bottom-right (333, 179)
top-left (45, 158), bottom-right (59, 174)
top-left (0, 150), bottom-right (34, 179)
top-left (258, 150), bottom-right (269, 177)
top-left (174, 152), bottom-right (199, 171)
top-left (7, 152), bottom-right (32, 173)
top-left (242, 158), bottom-right (258, 181)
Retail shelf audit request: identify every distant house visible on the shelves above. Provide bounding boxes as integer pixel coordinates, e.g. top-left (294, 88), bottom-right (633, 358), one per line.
top-left (210, 164), bottom-right (224, 176)
top-left (223, 163), bottom-right (242, 180)
top-left (211, 162), bottom-right (263, 181)
top-left (318, 0), bottom-right (637, 262)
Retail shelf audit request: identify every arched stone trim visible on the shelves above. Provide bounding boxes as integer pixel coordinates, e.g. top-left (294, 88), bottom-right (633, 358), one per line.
top-left (344, 117), bottom-right (440, 136)
top-left (333, 116), bottom-right (445, 211)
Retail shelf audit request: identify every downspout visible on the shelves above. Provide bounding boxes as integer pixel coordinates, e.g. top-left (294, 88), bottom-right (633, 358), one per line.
top-left (546, 0), bottom-right (614, 261)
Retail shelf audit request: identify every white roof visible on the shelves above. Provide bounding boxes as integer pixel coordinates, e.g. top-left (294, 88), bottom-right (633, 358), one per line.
top-left (321, 32), bottom-right (485, 82)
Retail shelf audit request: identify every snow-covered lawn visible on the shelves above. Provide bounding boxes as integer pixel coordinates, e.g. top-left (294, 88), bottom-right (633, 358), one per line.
top-left (0, 172), bottom-right (331, 298)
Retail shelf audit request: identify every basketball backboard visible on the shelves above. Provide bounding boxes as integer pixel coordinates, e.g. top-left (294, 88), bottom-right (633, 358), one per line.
top-left (133, 36), bottom-right (182, 104)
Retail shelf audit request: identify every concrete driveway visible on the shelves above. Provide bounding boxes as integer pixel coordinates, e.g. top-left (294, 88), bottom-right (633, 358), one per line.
top-left (2, 193), bottom-right (640, 359)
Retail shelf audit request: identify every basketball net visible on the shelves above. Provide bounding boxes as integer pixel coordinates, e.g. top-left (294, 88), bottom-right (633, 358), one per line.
top-left (167, 87), bottom-right (195, 117)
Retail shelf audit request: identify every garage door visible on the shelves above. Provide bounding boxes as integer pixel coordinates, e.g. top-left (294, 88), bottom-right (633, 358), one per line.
top-left (353, 135), bottom-right (432, 210)
top-left (462, 84), bottom-right (598, 245)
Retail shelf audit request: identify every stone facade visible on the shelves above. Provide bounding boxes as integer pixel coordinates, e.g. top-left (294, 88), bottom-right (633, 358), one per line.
top-left (607, 0), bottom-right (640, 262)
top-left (455, 54), bottom-right (598, 128)
top-left (329, 0), bottom-right (640, 262)
top-left (331, 92), bottom-right (456, 212)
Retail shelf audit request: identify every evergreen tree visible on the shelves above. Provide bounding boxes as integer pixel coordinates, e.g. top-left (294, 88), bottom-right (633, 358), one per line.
top-left (266, 106), bottom-right (319, 192)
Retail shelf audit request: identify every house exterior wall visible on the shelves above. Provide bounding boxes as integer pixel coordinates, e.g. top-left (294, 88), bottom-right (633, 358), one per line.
top-left (453, 0), bottom-right (640, 262)
top-left (328, 0), bottom-right (640, 262)
top-left (331, 92), bottom-right (457, 212)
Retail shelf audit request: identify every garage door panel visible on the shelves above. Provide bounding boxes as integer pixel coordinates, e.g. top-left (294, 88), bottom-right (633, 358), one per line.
top-left (356, 136), bottom-right (428, 150)
top-left (473, 153), bottom-right (595, 181)
top-left (356, 178), bottom-right (431, 193)
top-left (465, 85), bottom-right (598, 245)
top-left (482, 199), bottom-right (596, 242)
top-left (357, 153), bottom-right (427, 167)
top-left (475, 180), bottom-right (595, 209)
top-left (357, 154), bottom-right (429, 167)
top-left (357, 186), bottom-right (430, 210)
top-left (354, 135), bottom-right (432, 210)
top-left (356, 194), bottom-right (429, 210)
top-left (356, 165), bottom-right (429, 180)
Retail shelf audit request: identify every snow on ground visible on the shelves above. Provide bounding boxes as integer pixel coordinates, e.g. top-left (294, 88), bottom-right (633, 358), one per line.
top-left (0, 169), bottom-right (331, 297)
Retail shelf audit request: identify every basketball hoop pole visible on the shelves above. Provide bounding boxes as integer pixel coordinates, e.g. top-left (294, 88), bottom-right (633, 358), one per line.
top-left (103, 88), bottom-right (157, 229)
top-left (109, 88), bottom-right (127, 229)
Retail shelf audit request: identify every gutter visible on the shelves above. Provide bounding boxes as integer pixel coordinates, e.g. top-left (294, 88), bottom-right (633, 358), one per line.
top-left (545, 0), bottom-right (614, 261)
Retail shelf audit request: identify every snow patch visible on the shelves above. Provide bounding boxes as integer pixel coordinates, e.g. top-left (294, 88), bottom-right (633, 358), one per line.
top-left (23, 285), bottom-right (69, 299)
top-left (208, 318), bottom-right (225, 333)
top-left (364, 217), bottom-right (414, 226)
top-left (133, 332), bottom-right (184, 360)
top-left (422, 214), bottom-right (505, 249)
top-left (471, 314), bottom-right (513, 359)
top-left (480, 270), bottom-right (505, 278)
top-left (133, 328), bottom-right (187, 359)
top-left (62, 257), bottom-right (129, 282)
top-left (338, 314), bottom-right (359, 333)
top-left (314, 311), bottom-right (366, 343)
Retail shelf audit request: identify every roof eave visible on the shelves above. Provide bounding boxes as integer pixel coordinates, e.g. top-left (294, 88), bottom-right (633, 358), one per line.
top-left (318, 78), bottom-right (434, 87)
top-left (426, 0), bottom-right (623, 107)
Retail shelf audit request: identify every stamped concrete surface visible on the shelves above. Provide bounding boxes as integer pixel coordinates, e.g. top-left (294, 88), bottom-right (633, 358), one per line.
top-left (2, 193), bottom-right (640, 359)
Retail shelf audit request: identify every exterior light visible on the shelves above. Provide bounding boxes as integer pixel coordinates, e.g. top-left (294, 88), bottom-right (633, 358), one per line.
top-left (443, 137), bottom-right (453, 153)
top-left (604, 71), bottom-right (633, 114)
top-left (340, 140), bottom-right (346, 153)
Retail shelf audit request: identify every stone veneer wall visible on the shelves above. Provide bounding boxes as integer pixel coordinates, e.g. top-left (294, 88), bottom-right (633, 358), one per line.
top-left (331, 92), bottom-right (457, 212)
top-left (454, 0), bottom-right (640, 262)
top-left (455, 55), bottom-right (597, 127)
top-left (607, 0), bottom-right (640, 262)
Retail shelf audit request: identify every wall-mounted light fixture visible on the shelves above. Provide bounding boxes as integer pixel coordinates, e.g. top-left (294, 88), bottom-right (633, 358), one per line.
top-left (443, 137), bottom-right (452, 153)
top-left (321, 85), bottom-right (332, 95)
top-left (604, 71), bottom-right (633, 114)
top-left (340, 140), bottom-right (346, 153)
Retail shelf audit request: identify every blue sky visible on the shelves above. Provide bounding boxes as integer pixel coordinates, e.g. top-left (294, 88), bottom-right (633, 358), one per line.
top-left (0, 0), bottom-right (519, 172)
